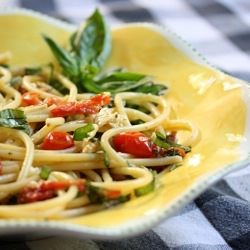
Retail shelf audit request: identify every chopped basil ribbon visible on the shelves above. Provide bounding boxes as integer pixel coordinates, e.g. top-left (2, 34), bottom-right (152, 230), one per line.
top-left (125, 103), bottom-right (150, 114)
top-left (24, 66), bottom-right (42, 75)
top-left (131, 119), bottom-right (145, 125)
top-left (154, 131), bottom-right (191, 153)
top-left (73, 123), bottom-right (94, 141)
top-left (39, 166), bottom-right (52, 180)
top-left (103, 150), bottom-right (110, 168)
top-left (0, 109), bottom-right (30, 134)
top-left (153, 131), bottom-right (170, 149)
top-left (43, 9), bottom-right (167, 96)
top-left (134, 171), bottom-right (156, 197)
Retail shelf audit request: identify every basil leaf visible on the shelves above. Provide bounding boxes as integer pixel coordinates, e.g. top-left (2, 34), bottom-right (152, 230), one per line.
top-left (154, 132), bottom-right (192, 152)
top-left (165, 134), bottom-right (192, 153)
top-left (125, 103), bottom-right (150, 114)
top-left (81, 77), bottom-right (104, 93)
top-left (86, 184), bottom-right (104, 203)
top-left (43, 35), bottom-right (80, 81)
top-left (39, 166), bottom-right (52, 180)
top-left (73, 123), bottom-right (95, 141)
top-left (97, 72), bottom-right (147, 92)
top-left (97, 71), bottom-right (145, 83)
top-left (0, 109), bottom-right (25, 119)
top-left (46, 63), bottom-right (69, 95)
top-left (0, 64), bottom-right (9, 68)
top-left (131, 119), bottom-right (145, 125)
top-left (24, 67), bottom-right (42, 75)
top-left (135, 83), bottom-right (167, 95)
top-left (168, 144), bottom-right (191, 154)
top-left (9, 76), bottom-right (22, 88)
top-left (153, 132), bottom-right (170, 149)
top-left (43, 9), bottom-right (167, 96)
top-left (82, 70), bottom-right (167, 95)
top-left (0, 109), bottom-right (30, 134)
top-left (77, 9), bottom-right (111, 70)
top-left (69, 31), bottom-right (77, 52)
top-left (49, 78), bottom-right (69, 95)
top-left (154, 139), bottom-right (170, 149)
top-left (155, 131), bottom-right (166, 140)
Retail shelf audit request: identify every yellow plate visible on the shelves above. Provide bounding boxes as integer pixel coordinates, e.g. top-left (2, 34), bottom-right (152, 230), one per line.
top-left (0, 8), bottom-right (249, 239)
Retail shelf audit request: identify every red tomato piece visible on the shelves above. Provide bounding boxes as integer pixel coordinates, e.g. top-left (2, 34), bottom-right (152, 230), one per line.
top-left (50, 94), bottom-right (110, 117)
top-left (41, 131), bottom-right (74, 150)
top-left (113, 132), bottom-right (154, 158)
top-left (90, 94), bottom-right (110, 106)
top-left (40, 180), bottom-right (85, 193)
top-left (18, 186), bottom-right (54, 203)
top-left (17, 180), bottom-right (85, 204)
top-left (104, 189), bottom-right (121, 199)
top-left (45, 97), bottom-right (62, 106)
top-left (22, 92), bottom-right (42, 106)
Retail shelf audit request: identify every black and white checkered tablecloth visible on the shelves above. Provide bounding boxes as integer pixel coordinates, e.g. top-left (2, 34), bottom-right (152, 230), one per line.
top-left (0, 0), bottom-right (250, 249)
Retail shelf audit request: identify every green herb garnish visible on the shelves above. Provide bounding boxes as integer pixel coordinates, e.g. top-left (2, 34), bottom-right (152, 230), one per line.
top-left (43, 9), bottom-right (167, 96)
top-left (154, 131), bottom-right (191, 153)
top-left (49, 78), bottom-right (69, 95)
top-left (0, 109), bottom-right (30, 134)
top-left (73, 123), bottom-right (95, 141)
top-left (39, 166), bottom-right (52, 180)
top-left (9, 76), bottom-right (22, 88)
top-left (131, 119), bottom-right (145, 125)
top-left (153, 131), bottom-right (170, 149)
top-left (125, 103), bottom-right (150, 114)
top-left (24, 66), bottom-right (42, 75)
top-left (134, 171), bottom-right (156, 197)
top-left (103, 150), bottom-right (110, 168)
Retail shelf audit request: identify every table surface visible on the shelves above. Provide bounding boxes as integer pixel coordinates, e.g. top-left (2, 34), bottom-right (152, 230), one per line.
top-left (0, 0), bottom-right (250, 249)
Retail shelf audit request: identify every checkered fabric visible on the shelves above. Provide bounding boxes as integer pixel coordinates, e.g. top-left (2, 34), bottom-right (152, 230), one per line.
top-left (0, 0), bottom-right (250, 249)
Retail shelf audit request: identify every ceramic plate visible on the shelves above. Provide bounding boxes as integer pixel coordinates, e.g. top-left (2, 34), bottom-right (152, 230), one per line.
top-left (0, 8), bottom-right (249, 240)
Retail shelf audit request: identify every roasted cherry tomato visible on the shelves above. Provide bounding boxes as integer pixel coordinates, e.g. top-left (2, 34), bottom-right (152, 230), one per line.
top-left (41, 131), bottom-right (74, 150)
top-left (18, 180), bottom-right (85, 203)
top-left (50, 94), bottom-right (110, 117)
top-left (18, 186), bottom-right (54, 203)
top-left (22, 92), bottom-right (42, 106)
top-left (113, 132), bottom-right (154, 158)
top-left (45, 97), bottom-right (62, 106)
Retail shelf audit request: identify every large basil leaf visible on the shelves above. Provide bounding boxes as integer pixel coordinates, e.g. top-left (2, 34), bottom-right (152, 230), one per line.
top-left (77, 9), bottom-right (111, 70)
top-left (43, 35), bottom-right (80, 81)
top-left (43, 9), bottom-right (167, 96)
